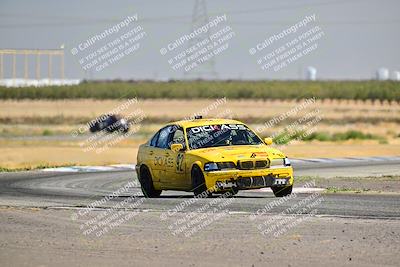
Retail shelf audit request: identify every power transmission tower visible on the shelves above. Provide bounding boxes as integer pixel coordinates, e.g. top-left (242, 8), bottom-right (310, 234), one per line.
top-left (184, 0), bottom-right (218, 80)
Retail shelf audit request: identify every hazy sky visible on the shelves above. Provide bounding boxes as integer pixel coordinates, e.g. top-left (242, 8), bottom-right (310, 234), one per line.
top-left (0, 0), bottom-right (399, 80)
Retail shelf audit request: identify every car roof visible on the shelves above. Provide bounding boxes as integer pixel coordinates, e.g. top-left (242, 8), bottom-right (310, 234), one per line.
top-left (170, 118), bottom-right (244, 128)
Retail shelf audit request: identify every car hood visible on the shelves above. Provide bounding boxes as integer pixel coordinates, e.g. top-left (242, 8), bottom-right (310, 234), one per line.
top-left (187, 144), bottom-right (286, 162)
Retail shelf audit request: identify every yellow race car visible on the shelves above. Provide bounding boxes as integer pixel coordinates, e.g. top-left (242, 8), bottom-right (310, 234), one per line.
top-left (136, 117), bottom-right (293, 198)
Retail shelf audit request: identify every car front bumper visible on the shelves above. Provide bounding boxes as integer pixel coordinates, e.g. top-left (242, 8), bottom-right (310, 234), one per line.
top-left (204, 166), bottom-right (294, 191)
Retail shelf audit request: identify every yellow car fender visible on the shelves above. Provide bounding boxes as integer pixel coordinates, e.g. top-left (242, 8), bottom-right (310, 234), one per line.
top-left (190, 160), bottom-right (203, 174)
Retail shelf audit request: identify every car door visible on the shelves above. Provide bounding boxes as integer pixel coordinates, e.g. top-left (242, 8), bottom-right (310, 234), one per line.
top-left (151, 126), bottom-right (172, 183)
top-left (164, 126), bottom-right (190, 189)
top-left (143, 130), bottom-right (160, 181)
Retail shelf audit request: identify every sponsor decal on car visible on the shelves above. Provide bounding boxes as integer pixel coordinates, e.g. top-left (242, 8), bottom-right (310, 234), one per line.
top-left (189, 124), bottom-right (247, 133)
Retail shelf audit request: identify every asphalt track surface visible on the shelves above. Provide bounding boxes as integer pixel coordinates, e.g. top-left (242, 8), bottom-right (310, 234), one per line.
top-left (1, 157), bottom-right (400, 267)
top-left (0, 157), bottom-right (399, 218)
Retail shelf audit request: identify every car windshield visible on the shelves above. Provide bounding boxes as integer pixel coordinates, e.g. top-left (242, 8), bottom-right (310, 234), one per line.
top-left (187, 124), bottom-right (263, 149)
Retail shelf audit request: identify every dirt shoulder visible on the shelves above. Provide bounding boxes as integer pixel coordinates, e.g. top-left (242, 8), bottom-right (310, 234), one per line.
top-left (296, 175), bottom-right (400, 194)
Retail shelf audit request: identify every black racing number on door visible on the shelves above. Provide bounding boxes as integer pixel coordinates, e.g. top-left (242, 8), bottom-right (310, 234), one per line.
top-left (176, 153), bottom-right (184, 173)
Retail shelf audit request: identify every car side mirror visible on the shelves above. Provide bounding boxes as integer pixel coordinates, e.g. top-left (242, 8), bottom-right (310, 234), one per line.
top-left (171, 143), bottom-right (184, 152)
top-left (264, 137), bottom-right (273, 145)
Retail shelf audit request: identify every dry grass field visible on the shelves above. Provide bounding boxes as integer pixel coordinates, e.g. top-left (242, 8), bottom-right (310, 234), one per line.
top-left (0, 99), bottom-right (399, 169)
top-left (1, 99), bottom-right (399, 121)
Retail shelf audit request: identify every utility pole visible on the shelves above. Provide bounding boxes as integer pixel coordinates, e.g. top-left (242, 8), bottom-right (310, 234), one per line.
top-left (184, 0), bottom-right (218, 80)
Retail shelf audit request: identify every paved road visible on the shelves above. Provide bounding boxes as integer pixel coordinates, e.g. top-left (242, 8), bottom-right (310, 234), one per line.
top-left (0, 157), bottom-right (399, 218)
top-left (1, 158), bottom-right (400, 267)
top-left (292, 156), bottom-right (400, 178)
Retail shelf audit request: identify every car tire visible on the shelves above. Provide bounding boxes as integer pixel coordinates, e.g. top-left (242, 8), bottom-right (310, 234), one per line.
top-left (272, 185), bottom-right (293, 197)
top-left (139, 166), bottom-right (162, 198)
top-left (191, 165), bottom-right (211, 198)
top-left (228, 187), bottom-right (239, 196)
top-left (89, 123), bottom-right (99, 133)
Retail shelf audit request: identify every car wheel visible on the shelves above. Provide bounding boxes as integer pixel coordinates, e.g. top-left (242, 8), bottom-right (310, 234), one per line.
top-left (139, 166), bottom-right (162, 198)
top-left (191, 165), bottom-right (211, 198)
top-left (89, 123), bottom-right (99, 133)
top-left (272, 185), bottom-right (293, 197)
top-left (227, 187), bottom-right (239, 196)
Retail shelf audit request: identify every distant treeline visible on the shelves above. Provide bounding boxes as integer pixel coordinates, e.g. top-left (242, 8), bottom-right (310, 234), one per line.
top-left (0, 81), bottom-right (399, 101)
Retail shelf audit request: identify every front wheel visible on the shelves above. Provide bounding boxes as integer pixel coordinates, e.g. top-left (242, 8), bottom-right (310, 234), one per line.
top-left (272, 185), bottom-right (293, 197)
top-left (139, 166), bottom-right (162, 198)
top-left (228, 187), bottom-right (239, 196)
top-left (191, 165), bottom-right (211, 198)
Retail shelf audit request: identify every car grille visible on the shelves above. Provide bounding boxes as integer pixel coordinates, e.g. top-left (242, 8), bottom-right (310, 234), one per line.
top-left (255, 160), bottom-right (269, 169)
top-left (238, 160), bottom-right (269, 170)
top-left (239, 161), bottom-right (253, 169)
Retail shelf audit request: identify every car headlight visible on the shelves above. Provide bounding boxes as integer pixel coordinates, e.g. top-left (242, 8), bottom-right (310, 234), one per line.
top-left (204, 162), bottom-right (219, 172)
top-left (120, 119), bottom-right (127, 124)
top-left (284, 157), bottom-right (291, 166)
